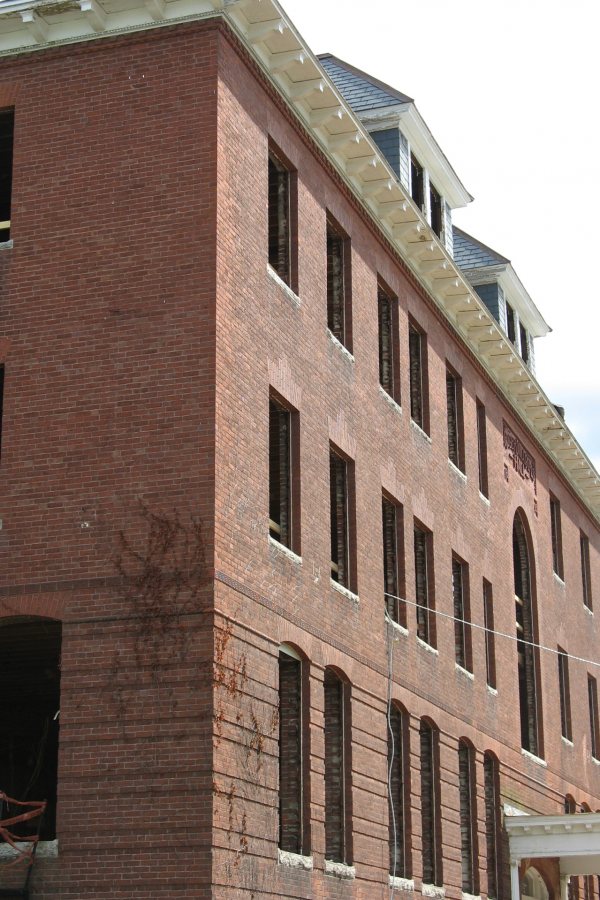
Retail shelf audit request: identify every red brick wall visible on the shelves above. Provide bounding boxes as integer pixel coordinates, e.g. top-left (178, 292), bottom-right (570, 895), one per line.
top-left (213, 24), bottom-right (600, 899)
top-left (0, 21), bottom-right (219, 898)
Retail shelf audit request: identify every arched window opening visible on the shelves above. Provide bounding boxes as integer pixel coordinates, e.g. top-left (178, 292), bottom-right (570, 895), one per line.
top-left (521, 867), bottom-right (549, 900)
top-left (458, 740), bottom-right (479, 895)
top-left (0, 618), bottom-right (62, 841)
top-left (484, 752), bottom-right (502, 899)
top-left (420, 718), bottom-right (442, 887)
top-left (513, 513), bottom-right (542, 756)
top-left (388, 703), bottom-right (411, 879)
top-left (324, 668), bottom-right (352, 865)
top-left (278, 645), bottom-right (310, 856)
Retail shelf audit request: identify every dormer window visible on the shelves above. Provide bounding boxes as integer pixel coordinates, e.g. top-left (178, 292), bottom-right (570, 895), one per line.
top-left (410, 153), bottom-right (424, 211)
top-left (506, 302), bottom-right (516, 344)
top-left (429, 182), bottom-right (442, 239)
top-left (519, 323), bottom-right (529, 364)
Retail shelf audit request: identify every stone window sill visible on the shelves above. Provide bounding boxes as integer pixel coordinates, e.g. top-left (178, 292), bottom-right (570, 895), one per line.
top-left (277, 848), bottom-right (313, 870)
top-left (330, 578), bottom-right (359, 605)
top-left (267, 264), bottom-right (300, 307)
top-left (268, 535), bottom-right (302, 564)
top-left (325, 859), bottom-right (355, 878)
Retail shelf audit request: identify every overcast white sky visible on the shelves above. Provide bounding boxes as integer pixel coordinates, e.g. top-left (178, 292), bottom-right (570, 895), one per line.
top-left (281, 0), bottom-right (600, 472)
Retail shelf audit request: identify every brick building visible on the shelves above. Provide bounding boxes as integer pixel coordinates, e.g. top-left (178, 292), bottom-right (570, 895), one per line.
top-left (0, 0), bottom-right (598, 898)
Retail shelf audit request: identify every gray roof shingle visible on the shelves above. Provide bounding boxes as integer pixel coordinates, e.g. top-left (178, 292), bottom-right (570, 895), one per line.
top-left (452, 227), bottom-right (509, 270)
top-left (318, 54), bottom-right (412, 113)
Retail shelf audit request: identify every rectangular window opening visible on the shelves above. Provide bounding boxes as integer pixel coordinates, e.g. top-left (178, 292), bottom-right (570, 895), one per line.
top-left (327, 216), bottom-right (352, 351)
top-left (452, 556), bottom-right (472, 672)
top-left (429, 182), bottom-right (442, 238)
top-left (483, 579), bottom-right (496, 689)
top-left (588, 675), bottom-right (599, 760)
top-left (409, 322), bottom-right (428, 433)
top-left (278, 651), bottom-right (309, 855)
top-left (268, 147), bottom-right (296, 289)
top-left (410, 153), bottom-right (424, 211)
top-left (506, 303), bottom-right (516, 345)
top-left (519, 323), bottom-right (529, 364)
top-left (382, 495), bottom-right (406, 628)
top-left (446, 366), bottom-right (464, 471)
top-left (330, 447), bottom-right (356, 592)
top-left (0, 109), bottom-right (14, 242)
top-left (324, 669), bottom-right (352, 865)
top-left (378, 283), bottom-right (400, 402)
top-left (476, 399), bottom-right (489, 497)
top-left (269, 396), bottom-right (300, 553)
top-left (414, 523), bottom-right (435, 647)
top-left (581, 531), bottom-right (593, 610)
top-left (557, 647), bottom-right (572, 742)
top-left (550, 495), bottom-right (564, 579)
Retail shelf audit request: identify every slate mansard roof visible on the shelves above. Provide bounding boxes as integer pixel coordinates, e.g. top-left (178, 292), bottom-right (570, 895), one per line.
top-left (318, 53), bottom-right (413, 112)
top-left (452, 227), bottom-right (510, 270)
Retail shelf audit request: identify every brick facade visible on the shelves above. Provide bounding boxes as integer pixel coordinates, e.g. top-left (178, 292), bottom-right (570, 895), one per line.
top-left (0, 9), bottom-right (598, 900)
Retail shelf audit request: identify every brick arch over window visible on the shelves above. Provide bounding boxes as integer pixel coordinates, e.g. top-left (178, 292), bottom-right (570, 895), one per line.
top-left (278, 643), bottom-right (311, 856)
top-left (513, 509), bottom-right (543, 758)
top-left (0, 616), bottom-right (62, 840)
top-left (323, 666), bottom-right (353, 865)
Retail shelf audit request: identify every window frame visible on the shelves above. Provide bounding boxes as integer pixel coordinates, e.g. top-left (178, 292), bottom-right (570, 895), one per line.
top-left (581, 531), bottom-right (593, 610)
top-left (588, 674), bottom-right (600, 760)
top-left (388, 702), bottom-right (412, 879)
top-left (329, 446), bottom-right (357, 593)
top-left (446, 364), bottom-right (465, 472)
top-left (0, 108), bottom-right (14, 242)
top-left (324, 668), bottom-right (353, 865)
top-left (550, 495), bottom-right (564, 580)
top-left (557, 646), bottom-right (572, 742)
top-left (420, 718), bottom-right (443, 888)
top-left (326, 214), bottom-right (352, 352)
top-left (458, 740), bottom-right (480, 896)
top-left (483, 579), bottom-right (496, 690)
top-left (382, 494), bottom-right (406, 628)
top-left (268, 392), bottom-right (300, 554)
top-left (378, 281), bottom-right (400, 403)
top-left (414, 522), bottom-right (436, 647)
top-left (452, 555), bottom-right (472, 672)
top-left (268, 143), bottom-right (298, 292)
top-left (278, 646), bottom-right (311, 856)
top-left (408, 320), bottom-right (429, 434)
top-left (476, 399), bottom-right (489, 498)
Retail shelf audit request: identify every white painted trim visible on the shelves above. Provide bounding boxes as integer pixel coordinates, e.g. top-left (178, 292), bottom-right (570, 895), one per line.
top-left (267, 264), bottom-right (300, 307)
top-left (277, 848), bottom-right (313, 869)
top-left (330, 579), bottom-right (359, 604)
top-left (268, 535), bottom-right (302, 564)
top-left (324, 859), bottom-right (356, 878)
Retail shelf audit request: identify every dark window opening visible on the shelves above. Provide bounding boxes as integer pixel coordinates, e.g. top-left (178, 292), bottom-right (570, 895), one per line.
top-left (476, 399), bottom-right (489, 498)
top-left (414, 524), bottom-right (435, 646)
top-left (410, 154), bottom-right (424, 210)
top-left (330, 448), bottom-right (356, 592)
top-left (388, 704), bottom-right (411, 879)
top-left (452, 556), bottom-right (472, 672)
top-left (446, 367), bottom-right (464, 471)
top-left (459, 741), bottom-right (479, 896)
top-left (557, 647), bottom-right (572, 742)
top-left (550, 496), bottom-right (564, 579)
top-left (506, 303), bottom-right (516, 344)
top-left (278, 649), bottom-right (309, 855)
top-left (383, 496), bottom-right (406, 628)
top-left (0, 109), bottom-right (14, 242)
top-left (581, 531), bottom-right (593, 610)
top-left (429, 183), bottom-right (442, 238)
top-left (327, 217), bottom-right (352, 351)
top-left (420, 719), bottom-right (442, 887)
top-left (409, 323), bottom-right (428, 432)
top-left (513, 514), bottom-right (542, 757)
top-left (378, 284), bottom-right (400, 402)
top-left (588, 675), bottom-right (599, 760)
top-left (483, 579), bottom-right (496, 690)
top-left (324, 669), bottom-right (352, 865)
top-left (269, 397), bottom-right (299, 552)
top-left (519, 323), bottom-right (529, 364)
top-left (484, 753), bottom-right (502, 900)
top-left (268, 149), bottom-right (296, 289)
top-left (0, 618), bottom-right (62, 842)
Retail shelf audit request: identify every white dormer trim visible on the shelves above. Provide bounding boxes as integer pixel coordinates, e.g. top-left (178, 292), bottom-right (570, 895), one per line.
top-left (360, 103), bottom-right (473, 210)
top-left (460, 263), bottom-right (550, 338)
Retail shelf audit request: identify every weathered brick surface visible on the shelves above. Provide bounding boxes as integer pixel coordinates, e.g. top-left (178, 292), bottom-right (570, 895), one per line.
top-left (0, 13), bottom-right (598, 900)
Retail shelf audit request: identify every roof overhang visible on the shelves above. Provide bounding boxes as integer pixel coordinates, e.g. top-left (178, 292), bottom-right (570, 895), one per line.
top-left (0, 0), bottom-right (598, 521)
top-left (359, 102), bottom-right (473, 210)
top-left (506, 813), bottom-right (600, 876)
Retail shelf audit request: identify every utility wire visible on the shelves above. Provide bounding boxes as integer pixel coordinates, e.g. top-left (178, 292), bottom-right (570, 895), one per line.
top-left (384, 590), bottom-right (600, 670)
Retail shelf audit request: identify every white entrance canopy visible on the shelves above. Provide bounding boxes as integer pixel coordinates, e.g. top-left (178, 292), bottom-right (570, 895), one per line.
top-left (506, 812), bottom-right (600, 877)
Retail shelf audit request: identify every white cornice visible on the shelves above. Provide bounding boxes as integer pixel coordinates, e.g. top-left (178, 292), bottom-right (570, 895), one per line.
top-left (460, 263), bottom-right (551, 338)
top-left (0, 0), bottom-right (598, 521)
